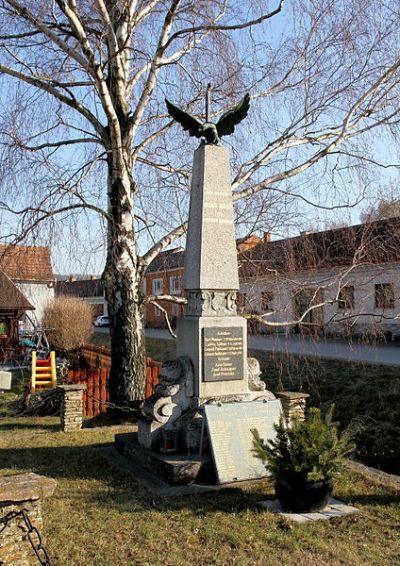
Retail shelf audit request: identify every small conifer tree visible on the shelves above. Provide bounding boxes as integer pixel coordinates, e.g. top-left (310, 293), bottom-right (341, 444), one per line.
top-left (252, 406), bottom-right (354, 486)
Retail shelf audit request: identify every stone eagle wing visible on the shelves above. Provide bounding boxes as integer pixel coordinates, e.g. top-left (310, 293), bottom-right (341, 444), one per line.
top-left (216, 93), bottom-right (250, 138)
top-left (165, 98), bottom-right (203, 138)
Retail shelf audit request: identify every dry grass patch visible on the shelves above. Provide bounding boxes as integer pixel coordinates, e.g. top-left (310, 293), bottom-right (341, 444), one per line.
top-left (0, 416), bottom-right (399, 566)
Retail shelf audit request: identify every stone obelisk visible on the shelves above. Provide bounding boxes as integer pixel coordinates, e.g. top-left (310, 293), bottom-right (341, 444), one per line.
top-left (176, 143), bottom-right (249, 404)
top-left (135, 91), bottom-right (277, 460)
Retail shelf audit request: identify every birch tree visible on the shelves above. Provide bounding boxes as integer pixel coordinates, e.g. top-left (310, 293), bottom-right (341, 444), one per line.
top-left (0, 0), bottom-right (399, 405)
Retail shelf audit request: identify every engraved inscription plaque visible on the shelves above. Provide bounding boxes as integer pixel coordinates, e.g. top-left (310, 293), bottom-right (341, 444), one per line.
top-left (204, 400), bottom-right (283, 484)
top-left (203, 327), bottom-right (243, 382)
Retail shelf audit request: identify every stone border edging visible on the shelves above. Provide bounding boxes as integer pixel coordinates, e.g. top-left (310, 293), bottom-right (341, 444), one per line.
top-left (0, 472), bottom-right (57, 503)
top-left (346, 460), bottom-right (400, 487)
top-left (0, 473), bottom-right (57, 566)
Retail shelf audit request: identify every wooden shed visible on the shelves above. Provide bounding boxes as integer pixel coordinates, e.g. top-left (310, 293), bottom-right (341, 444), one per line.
top-left (0, 271), bottom-right (34, 363)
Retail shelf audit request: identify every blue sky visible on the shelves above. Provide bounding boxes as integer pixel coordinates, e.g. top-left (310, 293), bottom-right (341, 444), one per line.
top-left (0, 1), bottom-right (399, 275)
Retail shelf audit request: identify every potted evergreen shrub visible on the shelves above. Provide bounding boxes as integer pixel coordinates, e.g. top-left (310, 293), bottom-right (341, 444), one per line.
top-left (252, 406), bottom-right (354, 512)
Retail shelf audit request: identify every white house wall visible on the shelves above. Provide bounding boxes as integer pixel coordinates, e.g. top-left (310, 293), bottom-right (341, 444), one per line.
top-left (16, 282), bottom-right (54, 327)
top-left (240, 261), bottom-right (400, 338)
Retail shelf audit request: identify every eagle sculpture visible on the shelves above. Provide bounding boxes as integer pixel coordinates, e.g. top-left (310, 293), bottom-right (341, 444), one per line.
top-left (165, 91), bottom-right (250, 145)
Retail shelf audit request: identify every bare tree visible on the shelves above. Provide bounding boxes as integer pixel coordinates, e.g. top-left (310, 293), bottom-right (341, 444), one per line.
top-left (0, 1), bottom-right (400, 404)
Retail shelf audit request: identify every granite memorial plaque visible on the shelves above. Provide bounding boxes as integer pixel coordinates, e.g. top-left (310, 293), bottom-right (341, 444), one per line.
top-left (203, 327), bottom-right (243, 382)
top-left (204, 400), bottom-right (283, 484)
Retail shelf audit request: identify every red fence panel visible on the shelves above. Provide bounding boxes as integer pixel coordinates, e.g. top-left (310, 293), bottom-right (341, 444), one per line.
top-left (100, 369), bottom-right (107, 413)
top-left (66, 350), bottom-right (162, 417)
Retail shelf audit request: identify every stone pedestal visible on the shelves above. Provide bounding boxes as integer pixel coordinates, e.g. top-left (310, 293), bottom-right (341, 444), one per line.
top-left (136, 143), bottom-right (276, 457)
top-left (177, 315), bottom-right (249, 403)
top-left (0, 473), bottom-right (56, 566)
top-left (275, 391), bottom-right (310, 424)
top-left (57, 384), bottom-right (86, 432)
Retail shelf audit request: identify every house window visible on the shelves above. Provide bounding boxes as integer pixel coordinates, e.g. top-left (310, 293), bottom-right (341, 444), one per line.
top-left (154, 305), bottom-right (161, 317)
top-left (0, 320), bottom-right (9, 336)
top-left (375, 283), bottom-right (395, 309)
top-left (170, 276), bottom-right (181, 295)
top-left (338, 286), bottom-right (354, 310)
top-left (261, 291), bottom-right (273, 311)
top-left (152, 278), bottom-right (163, 295)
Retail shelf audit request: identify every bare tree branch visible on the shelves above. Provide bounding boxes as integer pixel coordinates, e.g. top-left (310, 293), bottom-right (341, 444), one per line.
top-left (164, 0), bottom-right (286, 49)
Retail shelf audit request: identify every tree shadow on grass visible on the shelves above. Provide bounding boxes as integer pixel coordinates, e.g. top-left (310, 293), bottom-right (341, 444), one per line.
top-left (334, 490), bottom-right (400, 508)
top-left (0, 444), bottom-right (277, 514)
top-left (0, 422), bottom-right (60, 432)
top-left (0, 444), bottom-right (117, 482)
top-left (2, 443), bottom-right (399, 516)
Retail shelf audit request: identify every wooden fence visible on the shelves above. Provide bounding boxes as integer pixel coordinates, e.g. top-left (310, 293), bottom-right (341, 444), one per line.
top-left (67, 367), bottom-right (109, 417)
top-left (68, 345), bottom-right (162, 417)
top-left (81, 344), bottom-right (111, 369)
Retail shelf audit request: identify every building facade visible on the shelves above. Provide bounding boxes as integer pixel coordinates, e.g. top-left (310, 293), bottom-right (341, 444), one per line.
top-left (0, 271), bottom-right (35, 362)
top-left (0, 244), bottom-right (55, 328)
top-left (239, 218), bottom-right (400, 340)
top-left (144, 248), bottom-right (185, 328)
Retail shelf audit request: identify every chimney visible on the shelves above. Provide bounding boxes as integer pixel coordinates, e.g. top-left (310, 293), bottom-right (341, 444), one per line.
top-left (236, 235), bottom-right (262, 252)
top-left (263, 231), bottom-right (271, 243)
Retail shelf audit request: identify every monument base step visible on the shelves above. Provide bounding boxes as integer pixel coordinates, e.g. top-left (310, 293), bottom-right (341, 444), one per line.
top-left (114, 432), bottom-right (215, 485)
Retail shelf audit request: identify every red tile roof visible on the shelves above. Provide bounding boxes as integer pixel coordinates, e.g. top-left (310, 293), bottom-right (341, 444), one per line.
top-left (0, 244), bottom-right (54, 282)
top-left (239, 217), bottom-right (400, 279)
top-left (0, 271), bottom-right (34, 311)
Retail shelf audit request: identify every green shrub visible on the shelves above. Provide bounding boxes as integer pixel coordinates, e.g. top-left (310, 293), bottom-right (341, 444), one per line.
top-left (252, 406), bottom-right (354, 486)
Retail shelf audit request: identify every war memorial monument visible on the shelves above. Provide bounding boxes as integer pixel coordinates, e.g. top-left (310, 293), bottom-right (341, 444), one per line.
top-left (116, 88), bottom-right (288, 486)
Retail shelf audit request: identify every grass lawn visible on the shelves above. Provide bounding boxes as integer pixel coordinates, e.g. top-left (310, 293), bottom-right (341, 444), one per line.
top-left (1, 414), bottom-right (400, 566)
top-left (248, 350), bottom-right (400, 475)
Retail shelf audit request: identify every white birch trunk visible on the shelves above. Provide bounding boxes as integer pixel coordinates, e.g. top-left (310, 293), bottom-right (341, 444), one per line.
top-left (103, 152), bottom-right (146, 405)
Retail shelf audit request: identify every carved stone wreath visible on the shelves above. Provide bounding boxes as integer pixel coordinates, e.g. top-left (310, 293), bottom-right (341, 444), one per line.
top-left (186, 290), bottom-right (237, 317)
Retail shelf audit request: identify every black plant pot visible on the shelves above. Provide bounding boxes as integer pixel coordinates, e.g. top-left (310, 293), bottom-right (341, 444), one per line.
top-left (275, 479), bottom-right (333, 513)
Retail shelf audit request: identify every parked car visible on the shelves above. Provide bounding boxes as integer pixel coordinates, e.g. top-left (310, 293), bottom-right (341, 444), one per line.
top-left (93, 315), bottom-right (111, 327)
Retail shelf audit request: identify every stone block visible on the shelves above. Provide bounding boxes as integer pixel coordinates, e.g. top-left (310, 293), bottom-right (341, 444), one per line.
top-left (257, 497), bottom-right (358, 522)
top-left (115, 432), bottom-right (213, 485)
top-left (57, 384), bottom-right (85, 432)
top-left (177, 315), bottom-right (249, 401)
top-left (275, 391), bottom-right (310, 423)
top-left (0, 474), bottom-right (56, 566)
top-left (0, 370), bottom-right (12, 390)
top-left (0, 473), bottom-right (56, 503)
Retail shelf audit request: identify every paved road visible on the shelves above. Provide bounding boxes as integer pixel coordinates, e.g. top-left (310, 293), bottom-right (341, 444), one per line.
top-left (248, 334), bottom-right (400, 366)
top-left (92, 325), bottom-right (110, 334)
top-left (143, 328), bottom-right (400, 366)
